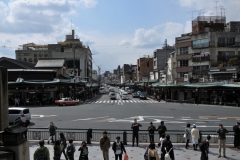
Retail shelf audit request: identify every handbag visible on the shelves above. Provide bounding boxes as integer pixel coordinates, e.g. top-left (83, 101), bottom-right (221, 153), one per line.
top-left (165, 147), bottom-right (172, 160)
top-left (124, 153), bottom-right (129, 160)
top-left (183, 133), bottom-right (186, 138)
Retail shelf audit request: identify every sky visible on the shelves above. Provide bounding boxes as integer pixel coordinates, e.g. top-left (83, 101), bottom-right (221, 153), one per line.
top-left (0, 0), bottom-right (240, 73)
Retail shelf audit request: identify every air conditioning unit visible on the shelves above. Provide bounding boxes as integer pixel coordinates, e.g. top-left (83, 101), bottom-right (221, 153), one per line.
top-left (199, 78), bottom-right (205, 82)
top-left (184, 74), bottom-right (189, 82)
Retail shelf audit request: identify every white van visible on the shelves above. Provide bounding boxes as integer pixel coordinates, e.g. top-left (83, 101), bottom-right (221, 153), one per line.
top-left (99, 87), bottom-right (106, 94)
top-left (8, 107), bottom-right (31, 123)
top-left (121, 92), bottom-right (129, 100)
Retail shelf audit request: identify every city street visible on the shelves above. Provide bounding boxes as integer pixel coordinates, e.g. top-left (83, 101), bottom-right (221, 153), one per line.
top-left (27, 88), bottom-right (240, 131)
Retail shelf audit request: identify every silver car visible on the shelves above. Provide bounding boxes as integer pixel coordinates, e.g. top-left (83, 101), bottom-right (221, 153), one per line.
top-left (8, 107), bottom-right (31, 123)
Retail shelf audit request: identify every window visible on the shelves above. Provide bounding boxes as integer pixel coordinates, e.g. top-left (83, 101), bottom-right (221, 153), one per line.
top-left (34, 54), bottom-right (37, 57)
top-left (218, 38), bottom-right (235, 47)
top-left (34, 58), bottom-right (37, 62)
top-left (23, 109), bottom-right (29, 114)
top-left (192, 39), bottom-right (209, 48)
top-left (180, 47), bottom-right (188, 55)
top-left (154, 60), bottom-right (157, 66)
top-left (29, 58), bottom-right (32, 62)
top-left (24, 58), bottom-right (27, 62)
top-left (180, 72), bottom-right (188, 77)
top-left (179, 60), bottom-right (188, 67)
top-left (9, 110), bottom-right (21, 114)
top-left (218, 51), bottom-right (235, 61)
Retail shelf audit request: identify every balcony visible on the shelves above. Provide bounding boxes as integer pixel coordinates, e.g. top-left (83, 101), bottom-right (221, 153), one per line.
top-left (217, 55), bottom-right (240, 61)
top-left (192, 56), bottom-right (210, 62)
top-left (217, 42), bottom-right (235, 47)
top-left (176, 54), bottom-right (192, 60)
top-left (176, 66), bottom-right (192, 72)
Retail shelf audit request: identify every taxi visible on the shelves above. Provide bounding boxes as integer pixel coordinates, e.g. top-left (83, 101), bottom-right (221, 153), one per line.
top-left (55, 97), bottom-right (79, 106)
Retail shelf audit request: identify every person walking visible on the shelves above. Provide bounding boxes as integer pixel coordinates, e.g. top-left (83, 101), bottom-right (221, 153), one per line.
top-left (48, 122), bottom-right (57, 144)
top-left (159, 134), bottom-right (166, 159)
top-left (161, 135), bottom-right (175, 160)
top-left (217, 124), bottom-right (228, 158)
top-left (131, 119), bottom-right (142, 146)
top-left (112, 136), bottom-right (127, 160)
top-left (78, 141), bottom-right (89, 160)
top-left (191, 124), bottom-right (199, 151)
top-left (148, 122), bottom-right (156, 143)
top-left (157, 121), bottom-right (167, 138)
top-left (59, 132), bottom-right (68, 160)
top-left (53, 140), bottom-right (61, 160)
top-left (148, 143), bottom-right (160, 160)
top-left (66, 139), bottom-right (76, 160)
top-left (100, 131), bottom-right (111, 160)
top-left (233, 122), bottom-right (240, 149)
top-left (185, 123), bottom-right (191, 149)
top-left (200, 135), bottom-right (211, 160)
top-left (33, 139), bottom-right (50, 160)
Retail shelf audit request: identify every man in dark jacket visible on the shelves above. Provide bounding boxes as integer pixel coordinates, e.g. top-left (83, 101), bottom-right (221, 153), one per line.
top-left (112, 136), bottom-right (126, 160)
top-left (157, 121), bottom-right (167, 138)
top-left (131, 119), bottom-right (142, 146)
top-left (217, 124), bottom-right (228, 158)
top-left (161, 135), bottom-right (174, 160)
top-left (233, 122), bottom-right (240, 149)
top-left (200, 135), bottom-right (211, 160)
top-left (148, 122), bottom-right (156, 143)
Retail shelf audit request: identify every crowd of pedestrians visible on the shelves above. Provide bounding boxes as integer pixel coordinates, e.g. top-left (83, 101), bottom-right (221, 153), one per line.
top-left (32, 120), bottom-right (240, 160)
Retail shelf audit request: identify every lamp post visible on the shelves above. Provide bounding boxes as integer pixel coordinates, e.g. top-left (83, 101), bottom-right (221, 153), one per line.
top-left (72, 44), bottom-right (76, 100)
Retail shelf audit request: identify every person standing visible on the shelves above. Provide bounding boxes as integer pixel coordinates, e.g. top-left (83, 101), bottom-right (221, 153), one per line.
top-left (161, 135), bottom-right (175, 160)
top-left (191, 124), bottom-right (199, 151)
top-left (148, 122), bottom-right (156, 143)
top-left (148, 143), bottom-right (160, 160)
top-left (200, 135), bottom-right (211, 160)
top-left (217, 124), bottom-right (228, 158)
top-left (233, 122), bottom-right (240, 149)
top-left (185, 123), bottom-right (191, 149)
top-left (33, 139), bottom-right (50, 160)
top-left (79, 141), bottom-right (89, 160)
top-left (157, 121), bottom-right (167, 138)
top-left (53, 140), bottom-right (61, 160)
top-left (48, 122), bottom-right (57, 144)
top-left (159, 134), bottom-right (166, 159)
top-left (112, 136), bottom-right (127, 160)
top-left (59, 132), bottom-right (68, 160)
top-left (131, 119), bottom-right (142, 146)
top-left (66, 139), bottom-right (76, 160)
top-left (100, 131), bottom-right (111, 160)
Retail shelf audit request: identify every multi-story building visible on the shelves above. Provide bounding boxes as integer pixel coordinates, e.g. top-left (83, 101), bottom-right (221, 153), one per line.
top-left (153, 46), bottom-right (175, 80)
top-left (122, 64), bottom-right (137, 82)
top-left (175, 16), bottom-right (240, 83)
top-left (136, 56), bottom-right (153, 81)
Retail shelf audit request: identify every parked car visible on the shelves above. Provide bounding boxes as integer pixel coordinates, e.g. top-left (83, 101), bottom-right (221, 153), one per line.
top-left (121, 92), bottom-right (129, 100)
top-left (109, 92), bottom-right (117, 100)
top-left (139, 92), bottom-right (147, 100)
top-left (99, 87), bottom-right (106, 94)
top-left (132, 92), bottom-right (139, 98)
top-left (8, 107), bottom-right (31, 123)
top-left (127, 90), bottom-right (132, 94)
top-left (109, 87), bottom-right (115, 93)
top-left (55, 98), bottom-right (79, 106)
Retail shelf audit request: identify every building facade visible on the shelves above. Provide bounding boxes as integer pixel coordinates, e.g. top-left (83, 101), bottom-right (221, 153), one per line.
top-left (136, 57), bottom-right (153, 81)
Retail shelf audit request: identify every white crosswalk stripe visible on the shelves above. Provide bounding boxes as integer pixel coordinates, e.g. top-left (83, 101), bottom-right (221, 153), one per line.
top-left (85, 100), bottom-right (159, 104)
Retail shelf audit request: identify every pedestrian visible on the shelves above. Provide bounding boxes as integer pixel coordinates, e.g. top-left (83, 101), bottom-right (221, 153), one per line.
top-left (100, 131), bottom-right (110, 160)
top-left (191, 124), bottom-right (199, 151)
top-left (157, 121), bottom-right (167, 138)
top-left (159, 134), bottom-right (166, 159)
top-left (185, 123), bottom-right (191, 149)
top-left (148, 122), bottom-right (156, 143)
top-left (148, 143), bottom-right (160, 160)
top-left (200, 135), bottom-right (211, 160)
top-left (161, 135), bottom-right (175, 160)
top-left (53, 140), bottom-right (61, 160)
top-left (233, 122), bottom-right (240, 149)
top-left (66, 139), bottom-right (76, 160)
top-left (59, 132), bottom-right (68, 159)
top-left (48, 122), bottom-right (57, 144)
top-left (112, 136), bottom-right (127, 160)
top-left (33, 139), bottom-right (50, 160)
top-left (78, 141), bottom-right (89, 160)
top-left (131, 119), bottom-right (142, 146)
top-left (217, 124), bottom-right (228, 158)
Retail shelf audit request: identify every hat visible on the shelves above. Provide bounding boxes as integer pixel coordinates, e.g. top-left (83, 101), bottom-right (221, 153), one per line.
top-left (192, 124), bottom-right (196, 128)
top-left (237, 122), bottom-right (240, 125)
top-left (103, 131), bottom-right (108, 134)
top-left (150, 122), bottom-right (153, 124)
top-left (116, 136), bottom-right (120, 139)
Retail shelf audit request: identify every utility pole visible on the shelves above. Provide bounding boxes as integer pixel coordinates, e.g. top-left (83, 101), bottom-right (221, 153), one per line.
top-left (165, 39), bottom-right (168, 101)
top-left (98, 66), bottom-right (101, 86)
top-left (72, 44), bottom-right (76, 100)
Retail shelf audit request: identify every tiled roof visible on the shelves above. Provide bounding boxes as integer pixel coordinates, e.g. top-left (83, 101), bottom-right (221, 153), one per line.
top-left (0, 57), bottom-right (35, 69)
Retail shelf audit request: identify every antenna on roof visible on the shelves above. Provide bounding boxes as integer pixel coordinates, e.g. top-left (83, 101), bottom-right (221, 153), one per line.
top-left (214, 0), bottom-right (219, 16)
top-left (71, 19), bottom-right (72, 31)
top-left (187, 10), bottom-right (196, 20)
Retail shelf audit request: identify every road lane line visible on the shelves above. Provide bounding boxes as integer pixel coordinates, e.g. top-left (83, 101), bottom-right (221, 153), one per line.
top-left (73, 116), bottom-right (109, 121)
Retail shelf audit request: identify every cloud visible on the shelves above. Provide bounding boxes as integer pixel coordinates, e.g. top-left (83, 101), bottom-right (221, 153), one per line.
top-left (80, 0), bottom-right (98, 8)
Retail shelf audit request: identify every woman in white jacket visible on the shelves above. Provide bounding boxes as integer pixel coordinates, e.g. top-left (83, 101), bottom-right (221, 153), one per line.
top-left (191, 124), bottom-right (199, 151)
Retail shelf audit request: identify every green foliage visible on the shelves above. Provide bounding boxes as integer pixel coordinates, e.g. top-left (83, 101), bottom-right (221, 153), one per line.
top-left (227, 58), bottom-right (240, 67)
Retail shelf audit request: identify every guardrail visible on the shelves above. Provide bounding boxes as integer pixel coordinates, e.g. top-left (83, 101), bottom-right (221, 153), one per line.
top-left (27, 128), bottom-right (234, 145)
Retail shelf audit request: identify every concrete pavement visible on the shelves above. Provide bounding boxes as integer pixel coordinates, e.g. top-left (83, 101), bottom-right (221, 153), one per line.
top-left (29, 140), bottom-right (240, 160)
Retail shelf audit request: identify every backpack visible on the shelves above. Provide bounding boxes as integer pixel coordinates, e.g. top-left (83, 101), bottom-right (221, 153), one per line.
top-left (67, 144), bottom-right (74, 157)
top-left (199, 141), bottom-right (206, 152)
top-left (38, 147), bottom-right (46, 160)
top-left (164, 147), bottom-right (172, 160)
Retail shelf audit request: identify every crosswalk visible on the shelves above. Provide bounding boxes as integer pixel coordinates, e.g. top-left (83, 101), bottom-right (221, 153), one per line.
top-left (84, 100), bottom-right (160, 104)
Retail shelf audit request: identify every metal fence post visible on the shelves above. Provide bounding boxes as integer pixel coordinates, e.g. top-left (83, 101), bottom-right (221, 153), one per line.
top-left (87, 128), bottom-right (92, 144)
top-left (123, 131), bottom-right (127, 145)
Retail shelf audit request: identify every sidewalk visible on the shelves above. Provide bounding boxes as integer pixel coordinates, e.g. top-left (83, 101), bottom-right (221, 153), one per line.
top-left (29, 141), bottom-right (240, 160)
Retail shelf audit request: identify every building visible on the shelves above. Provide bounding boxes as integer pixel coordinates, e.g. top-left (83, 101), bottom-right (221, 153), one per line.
top-left (153, 46), bottom-right (175, 80)
top-left (122, 64), bottom-right (137, 82)
top-left (175, 16), bottom-right (240, 83)
top-left (136, 56), bottom-right (153, 81)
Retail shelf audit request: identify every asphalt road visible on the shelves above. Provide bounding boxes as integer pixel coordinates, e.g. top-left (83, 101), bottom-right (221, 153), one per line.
top-left (27, 87), bottom-right (240, 132)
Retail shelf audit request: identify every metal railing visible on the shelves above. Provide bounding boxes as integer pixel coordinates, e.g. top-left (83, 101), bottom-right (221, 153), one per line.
top-left (26, 128), bottom-right (235, 144)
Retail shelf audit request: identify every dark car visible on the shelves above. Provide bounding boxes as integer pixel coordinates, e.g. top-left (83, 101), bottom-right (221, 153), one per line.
top-left (132, 92), bottom-right (139, 98)
top-left (139, 92), bottom-right (147, 100)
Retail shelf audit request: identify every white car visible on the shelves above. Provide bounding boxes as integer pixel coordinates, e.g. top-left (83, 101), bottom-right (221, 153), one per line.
top-left (99, 87), bottom-right (106, 94)
top-left (109, 92), bottom-right (117, 100)
top-left (121, 92), bottom-right (129, 100)
top-left (8, 107), bottom-right (31, 123)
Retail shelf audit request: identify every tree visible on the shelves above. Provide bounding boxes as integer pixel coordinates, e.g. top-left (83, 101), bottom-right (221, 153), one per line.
top-left (227, 58), bottom-right (240, 67)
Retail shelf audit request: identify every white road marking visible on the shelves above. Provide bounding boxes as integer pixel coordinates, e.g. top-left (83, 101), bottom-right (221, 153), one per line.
top-left (72, 116), bottom-right (109, 121)
top-left (32, 115), bottom-right (57, 118)
top-left (217, 118), bottom-right (227, 119)
top-left (182, 117), bottom-right (191, 118)
top-left (107, 101), bottom-right (110, 103)
top-left (99, 101), bottom-right (102, 103)
top-left (126, 100), bottom-right (129, 103)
